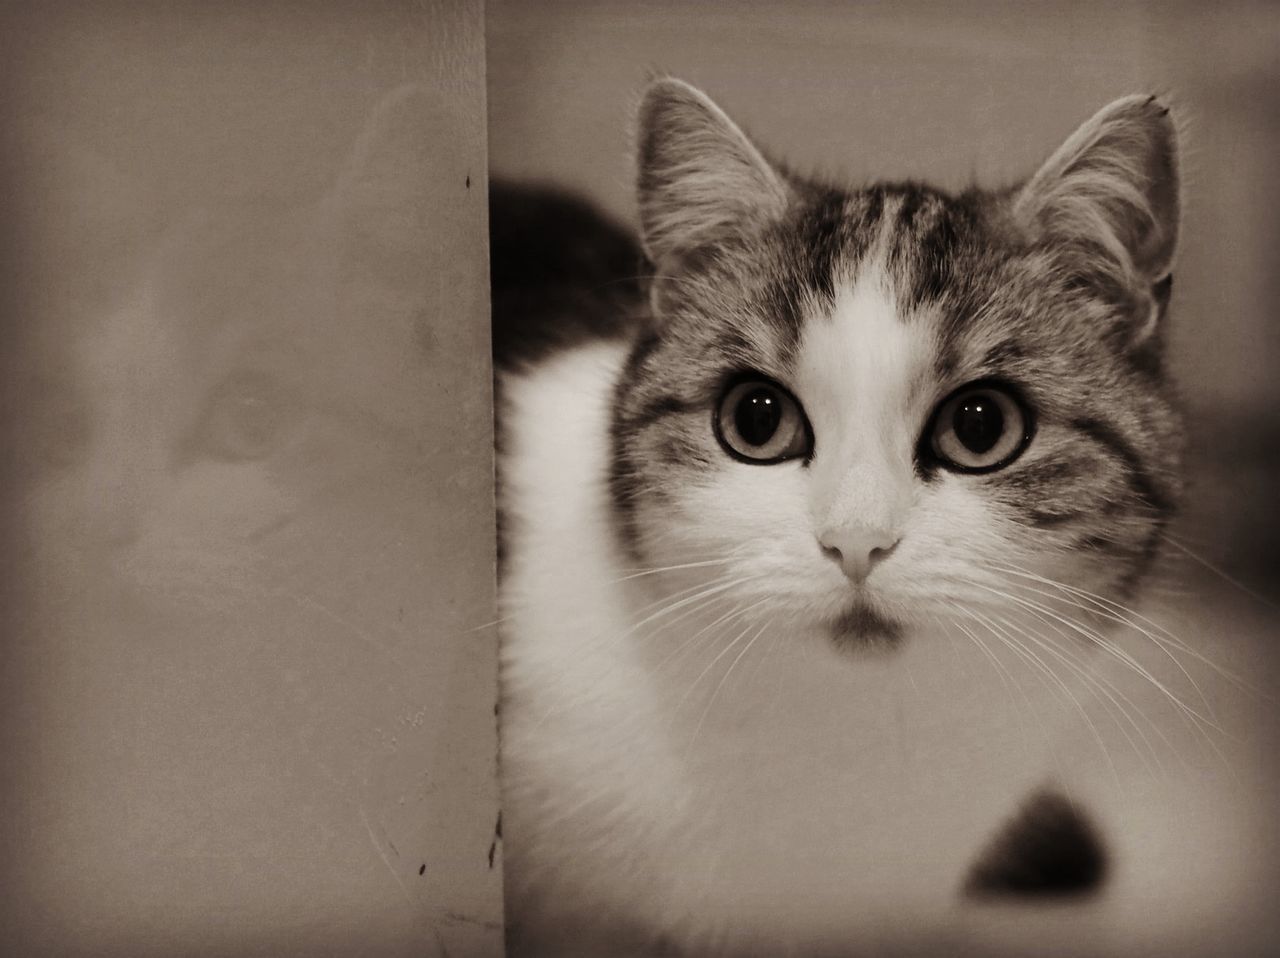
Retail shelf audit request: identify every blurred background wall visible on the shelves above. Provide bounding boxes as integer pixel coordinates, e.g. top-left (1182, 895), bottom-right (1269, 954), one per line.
top-left (0, 2), bottom-right (501, 956)
top-left (488, 0), bottom-right (1280, 583)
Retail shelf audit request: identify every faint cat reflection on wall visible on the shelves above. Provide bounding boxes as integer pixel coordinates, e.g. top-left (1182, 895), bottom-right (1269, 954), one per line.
top-left (0, 85), bottom-right (485, 935)
top-left (12, 86), bottom-right (460, 616)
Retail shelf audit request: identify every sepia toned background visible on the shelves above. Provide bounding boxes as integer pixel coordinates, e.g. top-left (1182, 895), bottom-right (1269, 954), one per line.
top-left (0, 1), bottom-right (1275, 955)
top-left (0, 2), bottom-right (501, 956)
top-left (487, 1), bottom-right (1279, 954)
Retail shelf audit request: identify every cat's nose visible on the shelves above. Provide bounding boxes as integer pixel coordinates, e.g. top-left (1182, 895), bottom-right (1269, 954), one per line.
top-left (819, 525), bottom-right (900, 582)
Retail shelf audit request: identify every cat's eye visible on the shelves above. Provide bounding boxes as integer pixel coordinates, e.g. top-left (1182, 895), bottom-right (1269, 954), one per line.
top-left (197, 373), bottom-right (289, 462)
top-left (927, 381), bottom-right (1032, 473)
top-left (714, 376), bottom-right (811, 464)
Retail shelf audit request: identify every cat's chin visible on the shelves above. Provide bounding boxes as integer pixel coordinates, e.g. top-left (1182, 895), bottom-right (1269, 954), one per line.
top-left (827, 600), bottom-right (904, 653)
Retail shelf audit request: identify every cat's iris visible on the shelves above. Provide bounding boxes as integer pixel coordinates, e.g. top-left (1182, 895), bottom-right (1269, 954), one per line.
top-left (714, 376), bottom-right (811, 464)
top-left (927, 382), bottom-right (1031, 473)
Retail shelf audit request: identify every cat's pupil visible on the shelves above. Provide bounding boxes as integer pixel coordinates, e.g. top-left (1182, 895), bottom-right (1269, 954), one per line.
top-left (953, 395), bottom-right (1003, 454)
top-left (734, 388), bottom-right (782, 446)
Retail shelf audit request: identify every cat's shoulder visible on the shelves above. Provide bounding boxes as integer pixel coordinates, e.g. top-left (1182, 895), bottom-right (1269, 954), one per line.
top-left (498, 337), bottom-right (630, 479)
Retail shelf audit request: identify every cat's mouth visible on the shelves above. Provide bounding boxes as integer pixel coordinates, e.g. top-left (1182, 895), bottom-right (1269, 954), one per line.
top-left (828, 601), bottom-right (903, 650)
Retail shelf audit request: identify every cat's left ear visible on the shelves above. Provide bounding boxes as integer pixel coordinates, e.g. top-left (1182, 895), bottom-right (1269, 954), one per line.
top-left (1014, 95), bottom-right (1180, 339)
top-left (636, 78), bottom-right (792, 270)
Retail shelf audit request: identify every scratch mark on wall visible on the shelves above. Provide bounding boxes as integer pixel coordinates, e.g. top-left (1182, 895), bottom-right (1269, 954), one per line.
top-left (359, 802), bottom-right (415, 911)
top-left (444, 909), bottom-right (503, 931)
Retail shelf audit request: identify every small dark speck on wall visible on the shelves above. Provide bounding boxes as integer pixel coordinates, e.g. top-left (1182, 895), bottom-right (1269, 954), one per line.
top-left (465, 174), bottom-right (471, 189)
top-left (487, 811), bottom-right (501, 869)
top-left (419, 863), bottom-right (426, 876)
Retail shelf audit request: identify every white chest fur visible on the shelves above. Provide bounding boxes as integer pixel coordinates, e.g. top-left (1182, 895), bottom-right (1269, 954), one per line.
top-left (495, 341), bottom-right (1110, 953)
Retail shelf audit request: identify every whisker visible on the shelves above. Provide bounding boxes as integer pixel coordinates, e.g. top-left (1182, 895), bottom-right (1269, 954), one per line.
top-left (652, 594), bottom-right (774, 677)
top-left (674, 616), bottom-right (760, 724)
top-left (626, 573), bottom-right (761, 637)
top-left (612, 557), bottom-right (735, 582)
top-left (529, 570), bottom-right (763, 729)
top-left (947, 613), bottom-right (1056, 749)
top-left (989, 563), bottom-right (1253, 695)
top-left (686, 616), bottom-right (773, 752)
top-left (972, 583), bottom-right (1238, 777)
top-left (946, 611), bottom-right (1019, 697)
top-left (989, 572), bottom-right (1222, 720)
top-left (1162, 534), bottom-right (1280, 612)
top-left (976, 581), bottom-right (1223, 734)
top-left (983, 606), bottom-right (1172, 778)
top-left (961, 605), bottom-right (1128, 778)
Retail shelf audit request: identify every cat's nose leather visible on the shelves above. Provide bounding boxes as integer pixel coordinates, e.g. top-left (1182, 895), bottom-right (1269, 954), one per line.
top-left (819, 525), bottom-right (899, 582)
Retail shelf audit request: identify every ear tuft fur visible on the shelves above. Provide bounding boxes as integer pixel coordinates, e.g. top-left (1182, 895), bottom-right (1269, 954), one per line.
top-left (635, 78), bottom-right (791, 268)
top-left (1015, 95), bottom-right (1180, 287)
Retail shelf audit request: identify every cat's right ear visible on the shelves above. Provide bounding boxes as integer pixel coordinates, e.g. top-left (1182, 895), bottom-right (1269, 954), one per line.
top-left (636, 79), bottom-right (791, 269)
top-left (1014, 95), bottom-right (1180, 341)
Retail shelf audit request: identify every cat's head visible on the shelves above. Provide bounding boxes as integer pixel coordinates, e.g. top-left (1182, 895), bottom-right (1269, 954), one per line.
top-left (612, 79), bottom-right (1183, 647)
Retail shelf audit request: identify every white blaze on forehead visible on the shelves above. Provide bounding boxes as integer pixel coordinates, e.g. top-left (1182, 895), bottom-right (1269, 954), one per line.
top-left (794, 257), bottom-right (936, 533)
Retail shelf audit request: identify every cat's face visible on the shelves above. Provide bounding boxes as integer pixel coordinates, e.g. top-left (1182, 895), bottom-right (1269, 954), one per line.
top-left (612, 81), bottom-right (1183, 646)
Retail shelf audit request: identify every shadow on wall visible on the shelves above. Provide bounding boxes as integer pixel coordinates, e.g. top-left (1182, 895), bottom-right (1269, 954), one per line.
top-left (0, 4), bottom-right (501, 957)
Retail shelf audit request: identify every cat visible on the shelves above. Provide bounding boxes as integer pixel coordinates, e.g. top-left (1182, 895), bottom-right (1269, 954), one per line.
top-left (1, 87), bottom-right (499, 957)
top-left (494, 78), bottom-right (1200, 956)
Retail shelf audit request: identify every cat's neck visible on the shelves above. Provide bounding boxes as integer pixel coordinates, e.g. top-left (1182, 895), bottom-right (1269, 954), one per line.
top-left (497, 338), bottom-right (1086, 948)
